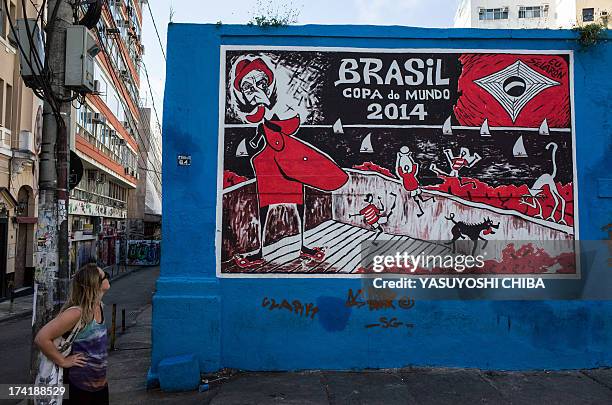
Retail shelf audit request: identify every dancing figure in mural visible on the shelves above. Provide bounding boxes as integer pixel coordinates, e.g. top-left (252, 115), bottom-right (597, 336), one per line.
top-left (429, 147), bottom-right (482, 187)
top-left (350, 193), bottom-right (397, 242)
top-left (231, 58), bottom-right (349, 268)
top-left (445, 213), bottom-right (500, 255)
top-left (519, 142), bottom-right (567, 224)
top-left (395, 146), bottom-right (433, 217)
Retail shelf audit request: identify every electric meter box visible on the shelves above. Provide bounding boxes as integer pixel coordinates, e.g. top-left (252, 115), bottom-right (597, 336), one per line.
top-left (65, 26), bottom-right (98, 93)
top-left (15, 19), bottom-right (45, 90)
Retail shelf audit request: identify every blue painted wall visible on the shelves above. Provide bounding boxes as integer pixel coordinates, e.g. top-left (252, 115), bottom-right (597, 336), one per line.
top-left (153, 24), bottom-right (612, 376)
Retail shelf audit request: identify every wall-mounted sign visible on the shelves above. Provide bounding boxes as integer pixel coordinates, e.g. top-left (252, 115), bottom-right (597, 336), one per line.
top-left (178, 154), bottom-right (191, 166)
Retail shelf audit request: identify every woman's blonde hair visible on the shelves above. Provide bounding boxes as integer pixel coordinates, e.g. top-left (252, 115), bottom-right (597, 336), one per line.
top-left (60, 263), bottom-right (103, 324)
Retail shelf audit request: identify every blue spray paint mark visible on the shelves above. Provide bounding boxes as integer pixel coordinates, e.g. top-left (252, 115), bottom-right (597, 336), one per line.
top-left (316, 296), bottom-right (351, 332)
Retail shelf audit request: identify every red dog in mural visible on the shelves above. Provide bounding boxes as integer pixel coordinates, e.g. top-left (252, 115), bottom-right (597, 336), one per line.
top-left (232, 58), bottom-right (349, 268)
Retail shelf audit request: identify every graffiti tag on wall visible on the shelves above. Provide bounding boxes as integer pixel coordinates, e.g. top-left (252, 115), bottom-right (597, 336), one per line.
top-left (262, 297), bottom-right (319, 319)
top-left (217, 47), bottom-right (577, 277)
top-left (69, 199), bottom-right (127, 219)
top-left (127, 240), bottom-right (160, 266)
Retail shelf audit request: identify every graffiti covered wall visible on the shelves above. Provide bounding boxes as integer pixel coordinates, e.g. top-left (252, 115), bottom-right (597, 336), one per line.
top-left (218, 47), bottom-right (577, 276)
top-left (127, 240), bottom-right (160, 266)
top-left (153, 24), bottom-right (612, 379)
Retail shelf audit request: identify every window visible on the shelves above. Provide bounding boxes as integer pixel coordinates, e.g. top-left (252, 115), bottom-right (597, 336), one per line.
top-left (583, 8), bottom-right (594, 22)
top-left (5, 84), bottom-right (12, 131)
top-left (0, 79), bottom-right (4, 127)
top-left (519, 5), bottom-right (548, 18)
top-left (479, 7), bottom-right (509, 20)
top-left (8, 2), bottom-right (15, 42)
top-left (0, 1), bottom-right (4, 39)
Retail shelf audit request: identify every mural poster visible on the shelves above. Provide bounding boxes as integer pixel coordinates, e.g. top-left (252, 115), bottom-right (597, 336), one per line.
top-left (217, 46), bottom-right (577, 277)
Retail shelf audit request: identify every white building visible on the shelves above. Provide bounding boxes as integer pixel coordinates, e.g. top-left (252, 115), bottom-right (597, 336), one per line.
top-left (454, 0), bottom-right (611, 29)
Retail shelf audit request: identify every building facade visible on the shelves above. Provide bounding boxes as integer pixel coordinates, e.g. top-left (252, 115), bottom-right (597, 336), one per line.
top-left (454, 0), bottom-right (611, 28)
top-left (152, 24), bottom-right (612, 384)
top-left (69, 0), bottom-right (144, 273)
top-left (0, 0), bottom-right (43, 298)
top-left (126, 106), bottom-right (161, 241)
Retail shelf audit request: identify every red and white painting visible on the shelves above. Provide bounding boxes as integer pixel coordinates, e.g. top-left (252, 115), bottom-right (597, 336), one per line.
top-left (216, 46), bottom-right (577, 277)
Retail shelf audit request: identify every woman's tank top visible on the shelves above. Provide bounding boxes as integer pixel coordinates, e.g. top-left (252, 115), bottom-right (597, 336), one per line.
top-left (67, 306), bottom-right (108, 391)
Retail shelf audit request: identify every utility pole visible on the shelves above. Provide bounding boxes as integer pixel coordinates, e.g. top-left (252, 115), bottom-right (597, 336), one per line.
top-left (31, 0), bottom-right (72, 378)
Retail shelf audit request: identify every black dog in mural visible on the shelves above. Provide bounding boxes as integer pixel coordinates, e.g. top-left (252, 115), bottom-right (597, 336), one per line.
top-left (444, 213), bottom-right (500, 255)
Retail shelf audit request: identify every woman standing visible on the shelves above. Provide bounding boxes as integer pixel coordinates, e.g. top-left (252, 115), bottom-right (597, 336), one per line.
top-left (34, 263), bottom-right (111, 404)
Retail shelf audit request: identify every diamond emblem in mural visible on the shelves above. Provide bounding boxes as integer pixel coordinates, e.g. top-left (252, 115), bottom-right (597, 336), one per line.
top-left (474, 60), bottom-right (560, 123)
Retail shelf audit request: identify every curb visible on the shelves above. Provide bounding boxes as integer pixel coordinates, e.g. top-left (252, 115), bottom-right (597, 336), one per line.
top-left (0, 309), bottom-right (31, 324)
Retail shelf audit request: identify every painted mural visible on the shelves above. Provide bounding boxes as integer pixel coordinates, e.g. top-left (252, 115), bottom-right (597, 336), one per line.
top-left (217, 47), bottom-right (577, 277)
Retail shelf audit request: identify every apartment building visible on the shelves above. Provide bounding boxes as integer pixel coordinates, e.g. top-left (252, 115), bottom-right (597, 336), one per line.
top-left (454, 0), bottom-right (611, 28)
top-left (126, 106), bottom-right (161, 240)
top-left (69, 0), bottom-right (145, 273)
top-left (0, 0), bottom-right (43, 298)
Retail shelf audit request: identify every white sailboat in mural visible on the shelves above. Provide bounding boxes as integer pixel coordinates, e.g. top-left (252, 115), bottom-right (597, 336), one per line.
top-left (235, 138), bottom-right (248, 157)
top-left (539, 118), bottom-right (550, 135)
top-left (360, 133), bottom-right (374, 153)
top-left (442, 116), bottom-right (453, 135)
top-left (480, 119), bottom-right (491, 136)
top-left (513, 136), bottom-right (528, 158)
top-left (333, 118), bottom-right (344, 134)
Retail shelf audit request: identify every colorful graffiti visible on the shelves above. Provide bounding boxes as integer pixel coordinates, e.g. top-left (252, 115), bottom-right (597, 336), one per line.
top-left (217, 47), bottom-right (577, 276)
top-left (127, 240), bottom-right (160, 266)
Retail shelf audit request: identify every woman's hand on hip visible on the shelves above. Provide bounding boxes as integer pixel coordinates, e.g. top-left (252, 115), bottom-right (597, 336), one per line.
top-left (61, 353), bottom-right (87, 368)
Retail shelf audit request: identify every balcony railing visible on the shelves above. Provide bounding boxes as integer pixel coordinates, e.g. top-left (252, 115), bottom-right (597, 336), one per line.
top-left (1, 128), bottom-right (11, 149)
top-left (71, 187), bottom-right (127, 210)
top-left (79, 125), bottom-right (125, 166)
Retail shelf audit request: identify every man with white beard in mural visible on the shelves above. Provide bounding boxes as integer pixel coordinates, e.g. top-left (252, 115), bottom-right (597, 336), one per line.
top-left (231, 57), bottom-right (349, 269)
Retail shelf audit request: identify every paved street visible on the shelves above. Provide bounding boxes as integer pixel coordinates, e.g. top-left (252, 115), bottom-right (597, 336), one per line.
top-left (3, 266), bottom-right (612, 404)
top-left (0, 266), bottom-right (159, 405)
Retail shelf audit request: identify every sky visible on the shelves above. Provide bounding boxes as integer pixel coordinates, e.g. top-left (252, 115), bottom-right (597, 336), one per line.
top-left (139, 0), bottom-right (462, 128)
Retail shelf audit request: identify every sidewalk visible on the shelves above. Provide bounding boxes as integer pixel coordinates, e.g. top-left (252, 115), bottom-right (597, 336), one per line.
top-left (0, 265), bottom-right (145, 324)
top-left (109, 305), bottom-right (612, 404)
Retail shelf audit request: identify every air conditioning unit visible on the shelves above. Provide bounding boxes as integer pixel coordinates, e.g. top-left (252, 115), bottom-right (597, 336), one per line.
top-left (116, 19), bottom-right (130, 28)
top-left (140, 44), bottom-right (145, 55)
top-left (19, 130), bottom-right (34, 152)
top-left (120, 70), bottom-right (130, 80)
top-left (93, 79), bottom-right (101, 93)
top-left (105, 26), bottom-right (121, 35)
top-left (118, 139), bottom-right (126, 145)
top-left (93, 112), bottom-right (103, 122)
top-left (96, 172), bottom-right (106, 183)
top-left (121, 120), bottom-right (129, 128)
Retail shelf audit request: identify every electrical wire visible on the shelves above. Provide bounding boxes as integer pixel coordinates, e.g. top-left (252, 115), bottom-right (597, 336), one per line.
top-left (91, 26), bottom-right (162, 186)
top-left (145, 0), bottom-right (165, 61)
top-left (139, 60), bottom-right (162, 146)
top-left (3, 0), bottom-right (61, 122)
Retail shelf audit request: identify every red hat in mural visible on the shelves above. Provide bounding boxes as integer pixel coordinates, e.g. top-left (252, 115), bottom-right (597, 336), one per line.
top-left (233, 58), bottom-right (274, 91)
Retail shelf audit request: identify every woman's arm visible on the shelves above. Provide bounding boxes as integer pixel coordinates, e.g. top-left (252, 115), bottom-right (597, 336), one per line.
top-left (34, 307), bottom-right (86, 368)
